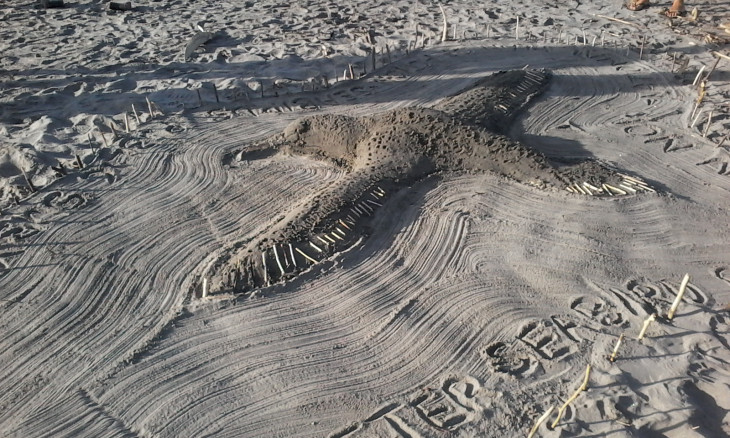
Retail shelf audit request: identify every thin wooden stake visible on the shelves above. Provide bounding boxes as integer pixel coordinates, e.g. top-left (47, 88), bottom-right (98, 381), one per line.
top-left (528, 406), bottom-right (555, 438)
top-left (110, 122), bottom-right (117, 139)
top-left (124, 113), bottom-right (130, 133)
top-left (438, 4), bottom-right (448, 42)
top-left (295, 247), bottom-right (318, 264)
top-left (202, 278), bottom-right (208, 298)
top-left (273, 245), bottom-right (285, 275)
top-left (637, 313), bottom-right (657, 340)
top-left (146, 97), bottom-right (154, 118)
top-left (703, 111), bottom-right (713, 138)
top-left (552, 364), bottom-right (591, 428)
top-left (516, 16), bottom-right (520, 40)
top-left (705, 56), bottom-right (721, 82)
top-left (132, 104), bottom-right (141, 125)
top-left (667, 274), bottom-right (690, 320)
top-left (692, 66), bottom-right (706, 86)
top-left (289, 243), bottom-right (297, 268)
top-left (691, 109), bottom-right (703, 129)
top-left (639, 35), bottom-right (646, 60)
top-left (101, 131), bottom-right (109, 148)
top-left (609, 334), bottom-right (625, 362)
top-left (22, 170), bottom-right (37, 193)
top-left (212, 83), bottom-right (219, 103)
top-left (348, 63), bottom-right (355, 80)
top-left (75, 154), bottom-right (84, 169)
top-left (262, 251), bottom-right (268, 285)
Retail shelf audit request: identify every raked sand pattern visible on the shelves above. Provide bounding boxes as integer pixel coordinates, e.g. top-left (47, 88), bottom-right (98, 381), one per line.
top-left (2, 1), bottom-right (730, 437)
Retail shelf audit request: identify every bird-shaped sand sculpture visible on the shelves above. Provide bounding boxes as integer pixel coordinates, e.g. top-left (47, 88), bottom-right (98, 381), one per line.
top-left (209, 69), bottom-right (654, 294)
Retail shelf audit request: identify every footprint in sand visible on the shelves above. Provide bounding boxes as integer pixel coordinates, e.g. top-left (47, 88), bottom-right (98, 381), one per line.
top-left (211, 70), bottom-right (656, 294)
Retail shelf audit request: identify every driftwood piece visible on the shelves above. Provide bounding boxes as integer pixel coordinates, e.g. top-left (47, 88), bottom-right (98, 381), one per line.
top-left (185, 31), bottom-right (214, 60)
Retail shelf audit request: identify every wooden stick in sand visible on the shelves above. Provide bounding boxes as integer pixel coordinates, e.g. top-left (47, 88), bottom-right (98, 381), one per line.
top-left (667, 274), bottom-right (690, 320)
top-left (692, 66), bottom-right (706, 86)
top-left (262, 252), bottom-right (268, 285)
top-left (704, 56), bottom-right (721, 82)
top-left (438, 4), bottom-right (448, 42)
top-left (516, 16), bottom-right (520, 40)
top-left (552, 364), bottom-right (591, 428)
top-left (639, 35), bottom-right (646, 60)
top-left (212, 83), bottom-right (219, 103)
top-left (146, 97), bottom-right (154, 118)
top-left (75, 154), bottom-right (84, 169)
top-left (109, 122), bottom-right (117, 139)
top-left (273, 245), bottom-right (285, 275)
top-left (348, 64), bottom-right (355, 80)
top-left (132, 104), bottom-right (141, 125)
top-left (609, 334), bottom-right (625, 362)
top-left (527, 406), bottom-right (554, 438)
top-left (703, 111), bottom-right (713, 138)
top-left (124, 113), bottom-right (130, 133)
top-left (22, 170), bottom-right (37, 193)
top-left (593, 14), bottom-right (641, 28)
top-left (295, 247), bottom-right (318, 264)
top-left (637, 313), bottom-right (657, 340)
top-left (101, 131), bottom-right (109, 148)
top-left (201, 278), bottom-right (208, 299)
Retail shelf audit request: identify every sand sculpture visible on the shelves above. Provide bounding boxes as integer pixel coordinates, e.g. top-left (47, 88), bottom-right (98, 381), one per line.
top-left (210, 69), bottom-right (654, 293)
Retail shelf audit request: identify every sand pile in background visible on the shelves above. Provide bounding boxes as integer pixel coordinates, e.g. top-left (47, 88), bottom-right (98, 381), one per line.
top-left (1, 0), bottom-right (730, 437)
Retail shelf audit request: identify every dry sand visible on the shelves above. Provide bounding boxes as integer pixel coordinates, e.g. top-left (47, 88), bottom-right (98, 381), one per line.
top-left (1, 0), bottom-right (730, 437)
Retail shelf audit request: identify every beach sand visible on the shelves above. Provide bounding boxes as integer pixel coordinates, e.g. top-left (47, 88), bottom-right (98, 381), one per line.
top-left (1, 0), bottom-right (729, 436)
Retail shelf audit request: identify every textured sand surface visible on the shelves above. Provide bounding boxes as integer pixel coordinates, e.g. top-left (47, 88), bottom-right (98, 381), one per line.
top-left (1, 0), bottom-right (730, 437)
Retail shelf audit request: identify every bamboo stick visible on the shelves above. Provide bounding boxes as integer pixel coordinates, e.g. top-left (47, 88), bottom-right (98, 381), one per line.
top-left (146, 97), bottom-right (154, 118)
top-left (309, 241), bottom-right (323, 253)
top-left (124, 113), bottom-right (130, 133)
top-left (289, 243), bottom-right (297, 268)
top-left (692, 66), bottom-right (706, 86)
top-left (609, 334), bottom-right (625, 362)
top-left (637, 313), bottom-right (657, 340)
top-left (439, 4), bottom-right (448, 42)
top-left (22, 170), bottom-right (37, 193)
top-left (552, 364), bottom-right (591, 428)
top-left (527, 406), bottom-right (555, 438)
top-left (262, 251), bottom-right (268, 285)
top-left (703, 111), bottom-right (713, 138)
top-left (202, 278), bottom-right (208, 298)
top-left (667, 274), bottom-right (690, 320)
top-left (132, 104), bottom-right (141, 125)
top-left (273, 245), bottom-right (285, 275)
top-left (295, 247), bottom-right (318, 264)
top-left (593, 14), bottom-right (640, 28)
